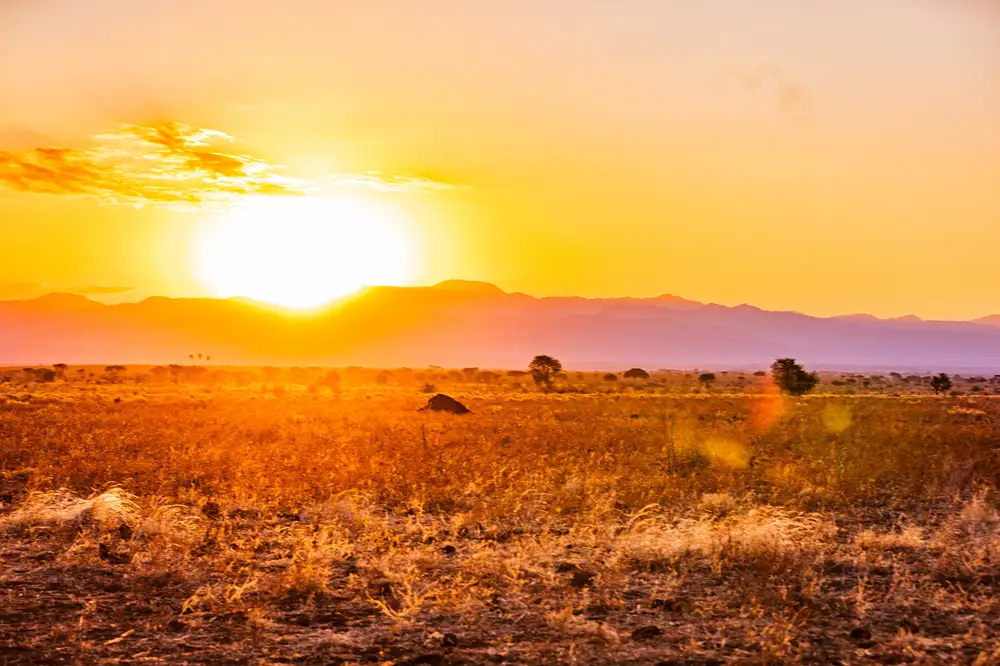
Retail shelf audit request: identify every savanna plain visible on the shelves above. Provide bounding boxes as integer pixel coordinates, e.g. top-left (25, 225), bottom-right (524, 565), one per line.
top-left (3, 366), bottom-right (1000, 665)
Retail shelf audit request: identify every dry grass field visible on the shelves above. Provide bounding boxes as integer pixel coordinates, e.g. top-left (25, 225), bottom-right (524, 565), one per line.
top-left (3, 370), bottom-right (1000, 664)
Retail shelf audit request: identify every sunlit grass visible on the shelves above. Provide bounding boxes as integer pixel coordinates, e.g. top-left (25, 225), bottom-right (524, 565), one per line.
top-left (2, 376), bottom-right (1000, 662)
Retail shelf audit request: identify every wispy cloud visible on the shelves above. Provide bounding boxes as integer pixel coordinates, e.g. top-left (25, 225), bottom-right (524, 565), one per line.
top-left (0, 123), bottom-right (308, 209)
top-left (327, 172), bottom-right (466, 193)
top-left (0, 123), bottom-right (461, 209)
top-left (719, 66), bottom-right (812, 125)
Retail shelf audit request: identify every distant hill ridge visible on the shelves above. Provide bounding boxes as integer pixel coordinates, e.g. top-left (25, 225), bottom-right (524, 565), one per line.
top-left (2, 282), bottom-right (1000, 370)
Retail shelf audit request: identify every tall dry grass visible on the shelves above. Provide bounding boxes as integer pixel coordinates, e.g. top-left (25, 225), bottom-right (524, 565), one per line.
top-left (3, 386), bottom-right (1000, 662)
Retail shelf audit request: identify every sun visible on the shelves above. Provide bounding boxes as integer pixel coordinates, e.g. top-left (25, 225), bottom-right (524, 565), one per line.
top-left (194, 196), bottom-right (419, 309)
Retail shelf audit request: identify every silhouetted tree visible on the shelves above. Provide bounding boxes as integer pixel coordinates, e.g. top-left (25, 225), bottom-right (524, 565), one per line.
top-left (698, 373), bottom-right (716, 386)
top-left (770, 358), bottom-right (819, 396)
top-left (529, 355), bottom-right (562, 389)
top-left (931, 373), bottom-right (953, 395)
top-left (52, 363), bottom-right (68, 379)
top-left (603, 373), bottom-right (618, 382)
top-left (623, 368), bottom-right (650, 381)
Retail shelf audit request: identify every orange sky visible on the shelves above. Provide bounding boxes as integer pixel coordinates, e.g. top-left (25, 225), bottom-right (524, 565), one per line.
top-left (1, 0), bottom-right (998, 319)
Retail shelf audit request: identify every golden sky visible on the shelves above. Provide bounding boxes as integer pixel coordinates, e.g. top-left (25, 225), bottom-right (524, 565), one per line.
top-left (1, 0), bottom-right (997, 319)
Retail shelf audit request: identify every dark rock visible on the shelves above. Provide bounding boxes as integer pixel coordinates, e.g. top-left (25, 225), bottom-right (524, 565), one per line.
top-left (369, 579), bottom-right (398, 599)
top-left (165, 619), bottom-right (187, 633)
top-left (98, 542), bottom-right (130, 565)
top-left (850, 626), bottom-right (875, 648)
top-left (202, 500), bottom-right (221, 519)
top-left (651, 597), bottom-right (691, 612)
top-left (570, 569), bottom-right (597, 588)
top-left (632, 625), bottom-right (663, 641)
top-left (419, 394), bottom-right (470, 414)
top-left (554, 561), bottom-right (597, 588)
top-left (289, 612), bottom-right (312, 626)
top-left (403, 655), bottom-right (445, 666)
top-left (442, 633), bottom-right (459, 647)
top-left (585, 602), bottom-right (611, 618)
top-left (849, 627), bottom-right (872, 642)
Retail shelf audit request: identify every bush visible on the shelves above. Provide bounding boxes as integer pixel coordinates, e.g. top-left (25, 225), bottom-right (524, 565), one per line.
top-left (770, 358), bottom-right (819, 396)
top-left (931, 373), bottom-right (953, 395)
top-left (529, 355), bottom-right (563, 389)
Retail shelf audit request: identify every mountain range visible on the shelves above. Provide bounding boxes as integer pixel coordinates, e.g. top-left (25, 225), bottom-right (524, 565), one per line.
top-left (2, 280), bottom-right (1000, 371)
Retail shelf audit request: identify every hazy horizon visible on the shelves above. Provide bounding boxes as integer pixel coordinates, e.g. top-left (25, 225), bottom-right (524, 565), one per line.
top-left (3, 277), bottom-right (1000, 324)
top-left (4, 277), bottom-right (1000, 371)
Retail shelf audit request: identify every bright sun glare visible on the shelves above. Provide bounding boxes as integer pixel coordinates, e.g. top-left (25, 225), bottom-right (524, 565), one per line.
top-left (195, 196), bottom-right (418, 309)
